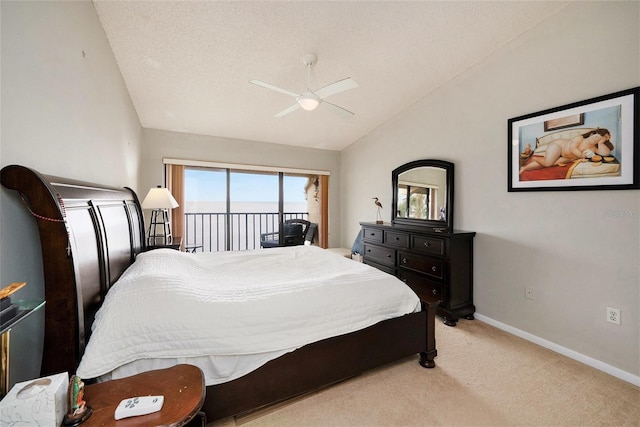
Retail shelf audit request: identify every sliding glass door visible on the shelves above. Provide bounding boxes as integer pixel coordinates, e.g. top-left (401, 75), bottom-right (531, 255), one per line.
top-left (229, 170), bottom-right (278, 251)
top-left (181, 166), bottom-right (321, 251)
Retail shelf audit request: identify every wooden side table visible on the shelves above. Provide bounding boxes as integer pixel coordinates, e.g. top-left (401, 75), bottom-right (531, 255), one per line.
top-left (184, 244), bottom-right (203, 253)
top-left (83, 364), bottom-right (205, 427)
top-left (146, 236), bottom-right (183, 251)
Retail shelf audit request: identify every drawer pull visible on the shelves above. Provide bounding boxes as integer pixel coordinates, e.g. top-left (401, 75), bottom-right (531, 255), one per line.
top-left (395, 236), bottom-right (400, 241)
top-left (432, 289), bottom-right (438, 295)
top-left (402, 258), bottom-right (407, 264)
top-left (432, 266), bottom-right (437, 272)
top-left (424, 242), bottom-right (430, 247)
top-left (387, 254), bottom-right (392, 258)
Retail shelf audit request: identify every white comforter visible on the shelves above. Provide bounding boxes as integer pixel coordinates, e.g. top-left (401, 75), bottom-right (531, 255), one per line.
top-left (76, 245), bottom-right (420, 384)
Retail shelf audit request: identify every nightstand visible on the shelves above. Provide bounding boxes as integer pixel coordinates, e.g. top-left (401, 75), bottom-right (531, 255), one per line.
top-left (146, 236), bottom-right (183, 251)
top-left (184, 244), bottom-right (203, 253)
top-left (1, 299), bottom-right (45, 398)
top-left (83, 364), bottom-right (205, 426)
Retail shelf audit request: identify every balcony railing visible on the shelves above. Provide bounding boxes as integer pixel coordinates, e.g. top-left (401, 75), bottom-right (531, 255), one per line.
top-left (184, 212), bottom-right (309, 252)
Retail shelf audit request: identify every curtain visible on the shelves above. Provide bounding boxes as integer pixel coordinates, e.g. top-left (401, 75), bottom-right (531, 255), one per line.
top-left (167, 164), bottom-right (185, 244)
top-left (319, 174), bottom-right (329, 248)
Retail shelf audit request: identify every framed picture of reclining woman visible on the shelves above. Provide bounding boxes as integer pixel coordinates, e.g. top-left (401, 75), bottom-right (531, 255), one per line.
top-left (508, 86), bottom-right (639, 192)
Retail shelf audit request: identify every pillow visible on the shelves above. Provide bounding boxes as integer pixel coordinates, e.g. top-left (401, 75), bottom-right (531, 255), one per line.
top-left (351, 230), bottom-right (363, 255)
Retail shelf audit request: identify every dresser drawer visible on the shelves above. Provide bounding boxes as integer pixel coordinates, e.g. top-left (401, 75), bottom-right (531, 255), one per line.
top-left (412, 235), bottom-right (445, 256)
top-left (362, 227), bottom-right (383, 243)
top-left (364, 259), bottom-right (396, 275)
top-left (363, 243), bottom-right (395, 267)
top-left (398, 251), bottom-right (444, 280)
top-left (384, 231), bottom-right (409, 248)
top-left (397, 269), bottom-right (444, 303)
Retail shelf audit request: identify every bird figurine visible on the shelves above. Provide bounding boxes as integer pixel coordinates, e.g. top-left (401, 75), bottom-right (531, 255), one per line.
top-left (373, 197), bottom-right (383, 224)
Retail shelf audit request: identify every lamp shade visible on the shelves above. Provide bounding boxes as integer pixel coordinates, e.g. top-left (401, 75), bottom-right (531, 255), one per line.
top-left (141, 186), bottom-right (179, 209)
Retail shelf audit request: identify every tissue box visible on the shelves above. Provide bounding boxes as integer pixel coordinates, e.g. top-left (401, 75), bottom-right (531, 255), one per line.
top-left (0, 372), bottom-right (68, 426)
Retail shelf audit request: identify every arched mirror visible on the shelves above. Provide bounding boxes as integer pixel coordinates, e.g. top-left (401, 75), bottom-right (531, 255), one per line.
top-left (391, 159), bottom-right (454, 232)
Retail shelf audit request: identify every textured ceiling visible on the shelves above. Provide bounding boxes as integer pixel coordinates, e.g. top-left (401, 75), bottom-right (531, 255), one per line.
top-left (93, 1), bottom-right (569, 151)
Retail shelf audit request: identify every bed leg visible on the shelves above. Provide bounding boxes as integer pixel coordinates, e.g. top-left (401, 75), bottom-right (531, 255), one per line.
top-left (420, 299), bottom-right (439, 368)
top-left (419, 351), bottom-right (436, 368)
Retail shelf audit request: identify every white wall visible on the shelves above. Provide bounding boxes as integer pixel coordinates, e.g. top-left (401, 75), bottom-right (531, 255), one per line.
top-left (341, 2), bottom-right (640, 381)
top-left (140, 128), bottom-right (342, 248)
top-left (0, 1), bottom-right (141, 385)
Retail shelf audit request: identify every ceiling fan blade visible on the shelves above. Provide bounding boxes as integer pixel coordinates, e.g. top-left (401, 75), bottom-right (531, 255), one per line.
top-left (315, 78), bottom-right (359, 100)
top-left (321, 101), bottom-right (355, 118)
top-left (274, 103), bottom-right (301, 118)
top-left (250, 80), bottom-right (299, 98)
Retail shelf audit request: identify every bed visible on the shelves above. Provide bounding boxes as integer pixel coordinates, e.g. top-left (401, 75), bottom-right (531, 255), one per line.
top-left (519, 128), bottom-right (620, 181)
top-left (0, 165), bottom-right (437, 421)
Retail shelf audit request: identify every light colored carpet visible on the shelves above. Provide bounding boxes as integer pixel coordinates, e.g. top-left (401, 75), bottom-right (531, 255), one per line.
top-left (211, 319), bottom-right (639, 426)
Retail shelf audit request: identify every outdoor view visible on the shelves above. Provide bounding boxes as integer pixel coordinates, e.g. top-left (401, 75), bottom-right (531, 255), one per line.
top-left (184, 168), bottom-right (311, 251)
top-left (397, 185), bottom-right (429, 219)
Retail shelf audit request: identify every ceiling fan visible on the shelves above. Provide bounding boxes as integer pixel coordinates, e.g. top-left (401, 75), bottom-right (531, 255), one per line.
top-left (250, 53), bottom-right (358, 118)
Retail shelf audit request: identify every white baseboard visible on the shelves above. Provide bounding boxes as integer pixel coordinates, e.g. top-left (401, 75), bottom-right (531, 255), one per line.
top-left (474, 313), bottom-right (640, 387)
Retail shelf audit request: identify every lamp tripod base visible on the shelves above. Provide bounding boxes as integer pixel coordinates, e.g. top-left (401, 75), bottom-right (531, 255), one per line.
top-left (147, 209), bottom-right (173, 246)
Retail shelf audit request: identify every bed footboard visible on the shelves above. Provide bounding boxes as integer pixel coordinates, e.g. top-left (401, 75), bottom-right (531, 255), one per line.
top-left (204, 300), bottom-right (437, 421)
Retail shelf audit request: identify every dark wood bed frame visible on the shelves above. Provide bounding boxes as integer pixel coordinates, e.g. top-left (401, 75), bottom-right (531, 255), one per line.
top-left (1, 164), bottom-right (437, 421)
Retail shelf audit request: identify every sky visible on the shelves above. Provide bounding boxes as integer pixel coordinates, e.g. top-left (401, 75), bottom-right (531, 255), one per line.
top-left (185, 168), bottom-right (308, 203)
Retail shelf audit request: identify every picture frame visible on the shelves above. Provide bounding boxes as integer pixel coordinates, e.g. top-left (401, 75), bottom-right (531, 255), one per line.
top-left (544, 114), bottom-right (584, 132)
top-left (508, 87), bottom-right (639, 192)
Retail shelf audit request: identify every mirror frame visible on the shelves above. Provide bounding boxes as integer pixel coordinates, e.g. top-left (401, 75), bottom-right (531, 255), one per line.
top-left (391, 159), bottom-right (454, 232)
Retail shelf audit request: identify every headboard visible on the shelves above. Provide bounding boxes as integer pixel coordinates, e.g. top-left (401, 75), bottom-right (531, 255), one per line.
top-left (1, 165), bottom-right (145, 376)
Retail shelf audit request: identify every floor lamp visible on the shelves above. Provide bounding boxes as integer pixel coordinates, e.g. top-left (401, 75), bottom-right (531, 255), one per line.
top-left (141, 186), bottom-right (179, 246)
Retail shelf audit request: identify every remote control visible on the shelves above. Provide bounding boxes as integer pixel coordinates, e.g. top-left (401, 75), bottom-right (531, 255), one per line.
top-left (114, 395), bottom-right (164, 420)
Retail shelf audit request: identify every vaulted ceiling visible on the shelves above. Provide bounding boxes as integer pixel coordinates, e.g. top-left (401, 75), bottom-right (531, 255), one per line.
top-left (94, 1), bottom-right (569, 151)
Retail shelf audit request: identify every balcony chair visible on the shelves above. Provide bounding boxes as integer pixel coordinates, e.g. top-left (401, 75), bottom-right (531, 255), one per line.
top-left (260, 219), bottom-right (311, 248)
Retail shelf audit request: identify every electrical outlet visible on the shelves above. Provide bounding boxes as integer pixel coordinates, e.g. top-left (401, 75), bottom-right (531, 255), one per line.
top-left (525, 286), bottom-right (535, 300)
top-left (606, 307), bottom-right (621, 325)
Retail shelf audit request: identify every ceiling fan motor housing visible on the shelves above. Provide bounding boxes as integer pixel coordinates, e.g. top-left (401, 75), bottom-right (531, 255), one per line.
top-left (302, 53), bottom-right (317, 66)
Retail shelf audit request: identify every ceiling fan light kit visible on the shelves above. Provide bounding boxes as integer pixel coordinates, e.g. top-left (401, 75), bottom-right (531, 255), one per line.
top-left (297, 92), bottom-right (320, 111)
top-left (250, 53), bottom-right (358, 118)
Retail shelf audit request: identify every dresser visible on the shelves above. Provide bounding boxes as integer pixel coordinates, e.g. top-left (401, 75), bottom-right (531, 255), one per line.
top-left (360, 222), bottom-right (475, 326)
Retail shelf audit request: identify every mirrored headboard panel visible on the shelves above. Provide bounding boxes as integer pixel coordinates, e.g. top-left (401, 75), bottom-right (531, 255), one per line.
top-left (391, 159), bottom-right (454, 232)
